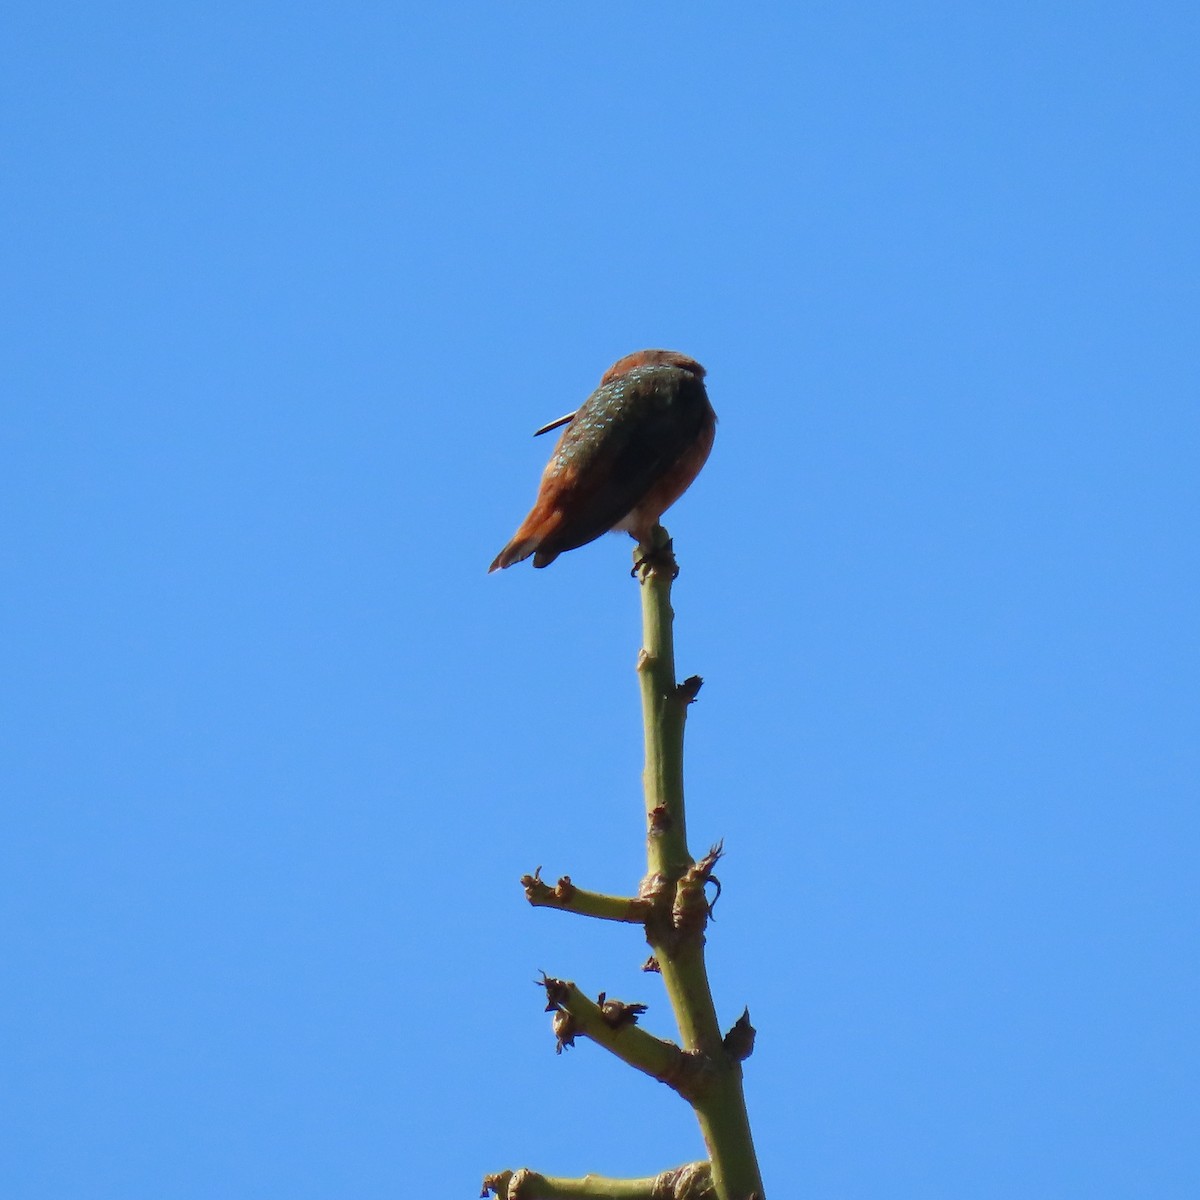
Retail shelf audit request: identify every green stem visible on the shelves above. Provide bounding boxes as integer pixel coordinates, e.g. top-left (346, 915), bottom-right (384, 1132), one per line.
top-left (636, 527), bottom-right (765, 1200)
top-left (636, 529), bottom-right (690, 880)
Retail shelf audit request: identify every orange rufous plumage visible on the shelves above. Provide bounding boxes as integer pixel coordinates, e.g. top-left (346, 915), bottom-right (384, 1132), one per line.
top-left (490, 350), bottom-right (716, 571)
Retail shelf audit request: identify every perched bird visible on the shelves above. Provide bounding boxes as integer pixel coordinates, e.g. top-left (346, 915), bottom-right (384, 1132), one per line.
top-left (489, 349), bottom-right (716, 571)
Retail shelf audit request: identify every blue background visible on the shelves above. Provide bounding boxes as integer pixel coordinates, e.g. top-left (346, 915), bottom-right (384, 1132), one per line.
top-left (3, 4), bottom-right (1196, 1197)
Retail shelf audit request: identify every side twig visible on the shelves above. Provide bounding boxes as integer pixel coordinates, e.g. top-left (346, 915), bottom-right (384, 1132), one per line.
top-left (522, 869), bottom-right (651, 923)
top-left (481, 1160), bottom-right (714, 1200)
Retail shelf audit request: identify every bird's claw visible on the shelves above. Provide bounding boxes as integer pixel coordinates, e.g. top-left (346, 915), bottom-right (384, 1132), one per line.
top-left (632, 539), bottom-right (679, 581)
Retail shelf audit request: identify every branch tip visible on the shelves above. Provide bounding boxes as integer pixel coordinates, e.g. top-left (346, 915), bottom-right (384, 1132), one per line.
top-left (537, 971), bottom-right (572, 1011)
top-left (631, 527), bottom-right (678, 582)
top-left (522, 868), bottom-right (575, 901)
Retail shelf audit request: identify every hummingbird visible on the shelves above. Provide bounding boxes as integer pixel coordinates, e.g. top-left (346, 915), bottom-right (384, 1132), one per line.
top-left (489, 349), bottom-right (716, 571)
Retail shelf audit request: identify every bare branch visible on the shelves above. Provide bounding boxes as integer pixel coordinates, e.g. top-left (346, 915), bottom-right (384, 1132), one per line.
top-left (481, 1160), bottom-right (713, 1200)
top-left (537, 975), bottom-right (707, 1101)
top-left (522, 868), bottom-right (650, 923)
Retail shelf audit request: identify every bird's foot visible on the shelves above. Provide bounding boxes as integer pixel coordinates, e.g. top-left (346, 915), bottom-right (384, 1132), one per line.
top-left (631, 535), bottom-right (679, 582)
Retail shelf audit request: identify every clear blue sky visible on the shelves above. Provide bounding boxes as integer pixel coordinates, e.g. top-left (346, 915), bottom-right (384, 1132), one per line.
top-left (3, 4), bottom-right (1196, 1197)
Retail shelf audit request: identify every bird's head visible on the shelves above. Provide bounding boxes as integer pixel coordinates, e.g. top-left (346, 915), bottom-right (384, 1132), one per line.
top-left (600, 349), bottom-right (706, 385)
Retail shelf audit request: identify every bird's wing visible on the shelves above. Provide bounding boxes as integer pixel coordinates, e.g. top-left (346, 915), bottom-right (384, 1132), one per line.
top-left (535, 367), bottom-right (710, 555)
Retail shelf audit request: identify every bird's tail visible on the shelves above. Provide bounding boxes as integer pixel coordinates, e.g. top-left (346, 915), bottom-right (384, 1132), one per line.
top-left (488, 537), bottom-right (535, 572)
top-left (488, 534), bottom-right (564, 572)
top-left (489, 500), bottom-right (572, 572)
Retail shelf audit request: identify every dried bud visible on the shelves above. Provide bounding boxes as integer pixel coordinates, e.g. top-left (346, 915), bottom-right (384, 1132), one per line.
top-left (673, 842), bottom-right (724, 931)
top-left (722, 1007), bottom-right (756, 1062)
top-left (520, 867), bottom-right (545, 898)
top-left (697, 841), bottom-right (724, 877)
top-left (638, 872), bottom-right (670, 903)
top-left (551, 1009), bottom-right (577, 1054)
top-left (655, 1161), bottom-right (715, 1199)
top-left (597, 993), bottom-right (648, 1029)
top-left (537, 972), bottom-right (572, 1012)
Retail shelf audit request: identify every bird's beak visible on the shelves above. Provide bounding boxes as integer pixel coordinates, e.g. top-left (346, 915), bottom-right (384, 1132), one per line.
top-left (533, 411), bottom-right (577, 437)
